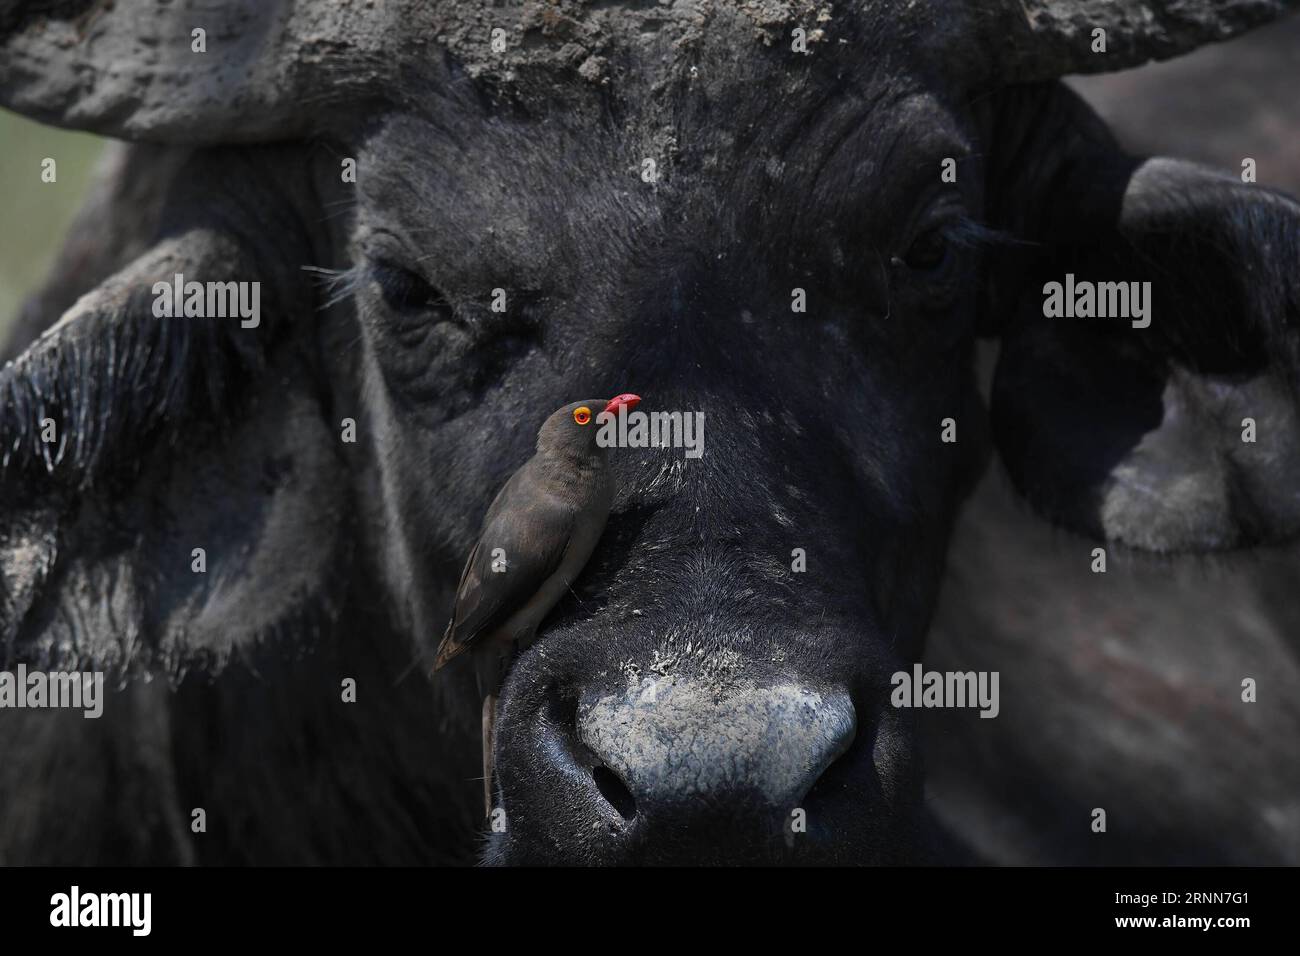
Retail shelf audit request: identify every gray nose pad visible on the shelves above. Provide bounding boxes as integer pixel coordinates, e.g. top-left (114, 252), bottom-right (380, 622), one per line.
top-left (576, 677), bottom-right (856, 822)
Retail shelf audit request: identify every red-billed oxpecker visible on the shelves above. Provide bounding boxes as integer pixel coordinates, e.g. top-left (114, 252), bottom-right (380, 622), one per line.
top-left (434, 394), bottom-right (642, 816)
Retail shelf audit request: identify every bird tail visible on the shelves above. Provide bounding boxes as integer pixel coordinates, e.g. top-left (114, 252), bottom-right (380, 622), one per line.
top-left (431, 620), bottom-right (465, 673)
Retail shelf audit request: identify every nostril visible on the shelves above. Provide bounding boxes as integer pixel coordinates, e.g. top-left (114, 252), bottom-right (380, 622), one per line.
top-left (545, 689), bottom-right (579, 728)
top-left (592, 764), bottom-right (638, 821)
top-left (804, 726), bottom-right (859, 805)
top-left (540, 686), bottom-right (639, 821)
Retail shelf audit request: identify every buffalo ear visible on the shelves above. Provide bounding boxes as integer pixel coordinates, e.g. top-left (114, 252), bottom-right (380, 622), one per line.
top-left (991, 155), bottom-right (1300, 552)
top-left (1, 355), bottom-right (351, 672)
top-left (0, 169), bottom-right (351, 670)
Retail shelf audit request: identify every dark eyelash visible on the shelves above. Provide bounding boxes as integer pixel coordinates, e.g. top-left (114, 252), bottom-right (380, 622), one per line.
top-left (302, 261), bottom-right (453, 315)
top-left (372, 261), bottom-right (446, 312)
top-left (303, 263), bottom-right (366, 310)
top-left (892, 217), bottom-right (1022, 272)
top-left (939, 217), bottom-right (1030, 250)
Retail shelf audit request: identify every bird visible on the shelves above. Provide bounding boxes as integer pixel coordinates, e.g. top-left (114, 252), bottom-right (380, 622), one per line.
top-left (433, 393), bottom-right (642, 817)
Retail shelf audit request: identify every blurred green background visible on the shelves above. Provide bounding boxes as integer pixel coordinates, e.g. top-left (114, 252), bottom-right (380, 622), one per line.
top-left (0, 111), bottom-right (106, 342)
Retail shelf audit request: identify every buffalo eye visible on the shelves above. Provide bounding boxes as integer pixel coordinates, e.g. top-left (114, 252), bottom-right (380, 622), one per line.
top-left (372, 260), bottom-right (448, 314)
top-left (901, 227), bottom-right (952, 275)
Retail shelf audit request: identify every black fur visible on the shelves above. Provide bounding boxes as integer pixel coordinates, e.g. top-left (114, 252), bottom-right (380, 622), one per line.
top-left (1, 5), bottom-right (1298, 865)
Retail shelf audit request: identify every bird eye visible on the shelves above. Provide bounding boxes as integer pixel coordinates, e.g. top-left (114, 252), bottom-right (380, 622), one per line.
top-left (573, 406), bottom-right (592, 425)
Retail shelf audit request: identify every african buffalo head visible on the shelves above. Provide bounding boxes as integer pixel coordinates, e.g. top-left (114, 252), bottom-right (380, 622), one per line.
top-left (1, 0), bottom-right (1298, 865)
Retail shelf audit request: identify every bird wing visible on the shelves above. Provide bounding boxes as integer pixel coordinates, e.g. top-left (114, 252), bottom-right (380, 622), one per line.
top-left (433, 467), bottom-right (577, 670)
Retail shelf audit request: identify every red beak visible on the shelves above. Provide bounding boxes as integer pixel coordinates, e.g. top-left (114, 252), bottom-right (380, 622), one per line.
top-left (604, 393), bottom-right (642, 415)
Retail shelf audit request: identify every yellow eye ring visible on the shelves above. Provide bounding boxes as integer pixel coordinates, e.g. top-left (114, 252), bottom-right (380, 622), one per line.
top-left (573, 406), bottom-right (592, 425)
